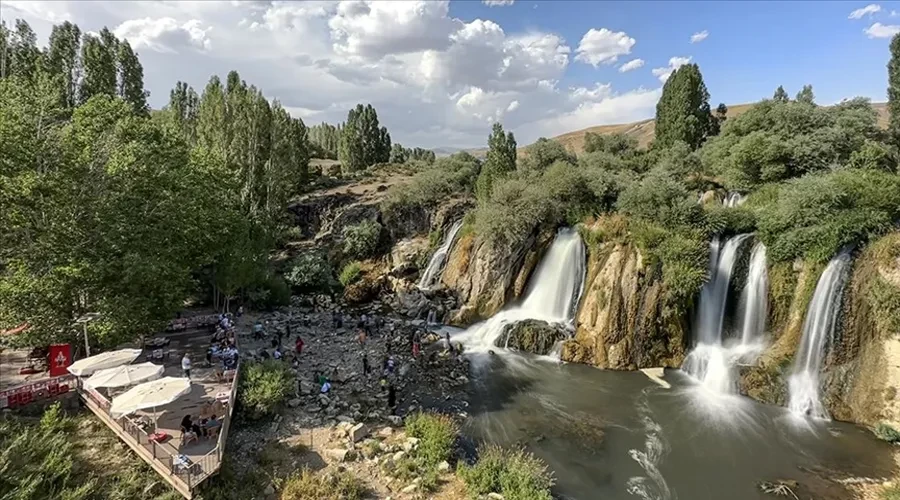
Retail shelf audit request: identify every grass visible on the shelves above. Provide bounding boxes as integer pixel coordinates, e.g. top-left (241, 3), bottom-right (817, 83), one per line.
top-left (405, 412), bottom-right (458, 468)
top-left (882, 484), bottom-right (900, 500)
top-left (458, 445), bottom-right (555, 500)
top-left (875, 423), bottom-right (900, 443)
top-left (280, 468), bottom-right (366, 500)
top-left (339, 261), bottom-right (362, 286)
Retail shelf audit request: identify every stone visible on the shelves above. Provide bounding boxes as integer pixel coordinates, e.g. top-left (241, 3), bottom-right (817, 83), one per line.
top-left (263, 484), bottom-right (275, 495)
top-left (377, 427), bottom-right (394, 438)
top-left (325, 448), bottom-right (349, 462)
top-left (487, 493), bottom-right (505, 499)
top-left (388, 415), bottom-right (403, 426)
top-left (401, 484), bottom-right (417, 494)
top-left (337, 415), bottom-right (354, 423)
top-left (392, 450), bottom-right (406, 462)
top-left (350, 422), bottom-right (370, 443)
top-left (437, 461), bottom-right (451, 472)
top-left (402, 437), bottom-right (419, 451)
top-left (318, 394), bottom-right (330, 407)
top-left (287, 398), bottom-right (301, 408)
top-left (500, 319), bottom-right (568, 355)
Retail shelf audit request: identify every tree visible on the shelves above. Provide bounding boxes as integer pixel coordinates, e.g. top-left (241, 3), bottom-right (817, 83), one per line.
top-left (309, 122), bottom-right (341, 159)
top-left (773, 86), bottom-right (789, 103)
top-left (888, 33), bottom-right (900, 144)
top-left (715, 103), bottom-right (728, 123)
top-left (5, 20), bottom-right (41, 81)
top-left (45, 21), bottom-right (82, 110)
top-left (79, 28), bottom-right (117, 103)
top-left (476, 122), bottom-right (517, 200)
top-left (519, 137), bottom-right (575, 171)
top-left (196, 75), bottom-right (228, 163)
top-left (168, 81), bottom-right (199, 142)
top-left (654, 63), bottom-right (714, 150)
top-left (795, 84), bottom-right (815, 105)
top-left (339, 105), bottom-right (366, 172)
top-left (117, 40), bottom-right (148, 115)
top-left (390, 143), bottom-right (409, 164)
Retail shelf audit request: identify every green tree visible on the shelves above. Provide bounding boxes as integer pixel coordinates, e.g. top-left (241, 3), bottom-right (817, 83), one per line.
top-left (195, 75), bottom-right (228, 163)
top-left (167, 81), bottom-right (199, 142)
top-left (476, 122), bottom-right (517, 200)
top-left (519, 137), bottom-right (574, 171)
top-left (79, 28), bottom-right (118, 104)
top-left (117, 40), bottom-right (148, 115)
top-left (795, 84), bottom-right (815, 105)
top-left (390, 143), bottom-right (409, 163)
top-left (888, 33), bottom-right (900, 144)
top-left (45, 21), bottom-right (82, 110)
top-left (4, 20), bottom-right (41, 81)
top-left (339, 105), bottom-right (366, 172)
top-left (654, 63), bottom-right (714, 150)
top-left (773, 85), bottom-right (789, 103)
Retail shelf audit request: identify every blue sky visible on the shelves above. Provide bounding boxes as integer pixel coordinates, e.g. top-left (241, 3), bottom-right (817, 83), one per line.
top-left (2, 0), bottom-right (898, 148)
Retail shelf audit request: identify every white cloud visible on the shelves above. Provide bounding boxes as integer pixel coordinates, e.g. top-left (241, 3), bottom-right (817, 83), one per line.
top-left (690, 30), bottom-right (708, 43)
top-left (114, 17), bottom-right (212, 53)
top-left (651, 56), bottom-right (691, 83)
top-left (618, 58), bottom-right (645, 72)
top-left (849, 4), bottom-right (881, 19)
top-left (574, 28), bottom-right (635, 66)
top-left (483, 0), bottom-right (515, 6)
top-left (506, 100), bottom-right (520, 112)
top-left (864, 22), bottom-right (900, 38)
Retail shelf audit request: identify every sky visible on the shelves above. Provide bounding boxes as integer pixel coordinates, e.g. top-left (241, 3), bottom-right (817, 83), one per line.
top-left (1, 0), bottom-right (899, 149)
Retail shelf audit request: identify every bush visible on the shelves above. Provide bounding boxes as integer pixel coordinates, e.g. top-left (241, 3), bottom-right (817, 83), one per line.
top-left (459, 445), bottom-right (554, 500)
top-left (239, 361), bottom-right (295, 420)
top-left (280, 468), bottom-right (365, 500)
top-left (285, 253), bottom-right (334, 292)
top-left (875, 423), bottom-right (900, 443)
top-left (342, 220), bottom-right (382, 259)
top-left (339, 261), bottom-right (362, 286)
top-left (405, 412), bottom-right (458, 468)
top-left (518, 137), bottom-right (575, 172)
top-left (381, 152), bottom-right (480, 220)
top-left (247, 275), bottom-right (291, 311)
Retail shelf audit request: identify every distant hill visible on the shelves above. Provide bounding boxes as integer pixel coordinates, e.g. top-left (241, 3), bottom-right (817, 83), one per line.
top-left (466, 101), bottom-right (888, 158)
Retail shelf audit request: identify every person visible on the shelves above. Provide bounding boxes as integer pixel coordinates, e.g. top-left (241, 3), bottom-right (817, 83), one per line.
top-left (387, 383), bottom-right (397, 414)
top-left (253, 320), bottom-right (264, 340)
top-left (362, 352), bottom-right (371, 375)
top-left (237, 305), bottom-right (244, 318)
top-left (295, 336), bottom-right (304, 355)
top-left (180, 415), bottom-right (198, 445)
top-left (273, 346), bottom-right (283, 360)
top-left (412, 338), bottom-right (420, 359)
top-left (182, 353), bottom-right (192, 379)
top-left (204, 414), bottom-right (221, 439)
top-left (445, 331), bottom-right (455, 355)
top-left (320, 380), bottom-right (331, 393)
top-left (387, 356), bottom-right (395, 374)
top-left (359, 313), bottom-right (368, 329)
top-left (357, 328), bottom-right (366, 345)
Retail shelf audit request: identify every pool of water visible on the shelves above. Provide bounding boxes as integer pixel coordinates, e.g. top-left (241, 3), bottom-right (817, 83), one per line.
top-left (459, 351), bottom-right (895, 500)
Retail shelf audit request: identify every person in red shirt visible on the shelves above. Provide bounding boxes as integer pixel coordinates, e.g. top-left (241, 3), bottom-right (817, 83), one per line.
top-left (295, 336), bottom-right (304, 355)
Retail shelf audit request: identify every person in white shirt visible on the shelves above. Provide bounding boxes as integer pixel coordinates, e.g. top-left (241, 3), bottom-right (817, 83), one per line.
top-left (182, 354), bottom-right (192, 379)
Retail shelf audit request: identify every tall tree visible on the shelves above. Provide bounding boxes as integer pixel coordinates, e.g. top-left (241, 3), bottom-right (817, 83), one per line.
top-left (773, 85), bottom-right (789, 103)
top-left (117, 40), bottom-right (148, 115)
top-left (79, 28), bottom-right (118, 103)
top-left (5, 20), bottom-right (41, 81)
top-left (168, 81), bottom-right (199, 142)
top-left (476, 122), bottom-right (516, 200)
top-left (45, 21), bottom-right (82, 110)
top-left (339, 105), bottom-right (365, 172)
top-left (654, 63), bottom-right (714, 150)
top-left (888, 33), bottom-right (900, 144)
top-left (795, 84), bottom-right (815, 105)
top-left (196, 75), bottom-right (228, 163)
top-left (390, 143), bottom-right (408, 164)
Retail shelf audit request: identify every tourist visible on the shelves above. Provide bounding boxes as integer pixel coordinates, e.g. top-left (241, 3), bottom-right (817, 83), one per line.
top-left (445, 332), bottom-right (454, 355)
top-left (180, 415), bottom-right (198, 445)
top-left (387, 356), bottom-right (396, 374)
top-left (253, 320), bottom-right (264, 340)
top-left (182, 353), bottom-right (192, 379)
top-left (362, 352), bottom-right (371, 375)
top-left (204, 414), bottom-right (221, 439)
top-left (237, 305), bottom-right (244, 318)
top-left (321, 380), bottom-right (332, 393)
top-left (357, 328), bottom-right (367, 345)
top-left (295, 336), bottom-right (304, 355)
top-left (273, 346), bottom-right (283, 360)
top-left (359, 313), bottom-right (368, 329)
top-left (387, 383), bottom-right (397, 414)
top-left (412, 337), bottom-right (420, 359)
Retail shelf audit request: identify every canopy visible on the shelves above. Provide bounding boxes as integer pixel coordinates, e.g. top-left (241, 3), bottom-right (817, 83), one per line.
top-left (67, 348), bottom-right (142, 377)
top-left (110, 376), bottom-right (191, 419)
top-left (84, 362), bottom-right (164, 389)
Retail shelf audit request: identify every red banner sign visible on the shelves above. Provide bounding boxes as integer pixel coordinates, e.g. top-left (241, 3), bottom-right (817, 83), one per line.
top-left (48, 343), bottom-right (72, 377)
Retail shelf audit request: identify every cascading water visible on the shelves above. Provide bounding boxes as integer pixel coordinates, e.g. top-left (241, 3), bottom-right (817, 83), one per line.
top-left (455, 228), bottom-right (586, 353)
top-left (723, 192), bottom-right (745, 207)
top-left (788, 249), bottom-right (853, 419)
top-left (737, 242), bottom-right (768, 346)
top-left (682, 234), bottom-right (751, 394)
top-left (417, 220), bottom-right (463, 290)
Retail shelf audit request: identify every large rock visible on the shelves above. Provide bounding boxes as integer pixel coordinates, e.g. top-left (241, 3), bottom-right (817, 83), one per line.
top-left (344, 276), bottom-right (383, 304)
top-left (350, 422), bottom-right (370, 443)
top-left (390, 237), bottom-right (429, 277)
top-left (500, 319), bottom-right (569, 355)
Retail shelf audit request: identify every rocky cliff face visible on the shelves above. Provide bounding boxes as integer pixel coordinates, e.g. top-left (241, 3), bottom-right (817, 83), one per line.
top-left (440, 229), bottom-right (552, 325)
top-left (561, 240), bottom-right (686, 370)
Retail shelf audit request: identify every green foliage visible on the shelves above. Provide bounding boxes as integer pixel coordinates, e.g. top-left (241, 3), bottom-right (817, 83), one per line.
top-left (239, 360), bottom-right (296, 420)
top-left (284, 253), bottom-right (334, 293)
top-left (654, 63), bottom-right (715, 150)
top-left (476, 122), bottom-right (517, 200)
top-left (773, 85), bottom-right (789, 103)
top-left (247, 275), bottom-right (291, 311)
top-left (848, 139), bottom-right (896, 172)
top-left (519, 137), bottom-right (575, 172)
top-left (882, 484), bottom-right (900, 500)
top-left (458, 445), bottom-right (554, 500)
top-left (795, 84), bottom-right (815, 105)
top-left (755, 169), bottom-right (900, 262)
top-left (890, 34), bottom-right (900, 145)
top-left (338, 104), bottom-right (390, 172)
top-left (309, 122), bottom-right (341, 159)
top-left (875, 423), bottom-right (900, 443)
top-left (342, 220), bottom-right (382, 259)
top-left (280, 468), bottom-right (366, 500)
top-left (404, 412), bottom-right (458, 468)
top-left (381, 152), bottom-right (480, 220)
top-left (339, 261), bottom-right (363, 286)
top-left (616, 170), bottom-right (704, 229)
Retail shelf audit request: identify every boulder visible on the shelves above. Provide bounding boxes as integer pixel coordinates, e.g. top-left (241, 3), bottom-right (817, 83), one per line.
top-left (390, 237), bottom-right (429, 277)
top-left (500, 319), bottom-right (569, 355)
top-left (350, 422), bottom-right (370, 443)
top-left (325, 448), bottom-right (349, 462)
top-left (344, 277), bottom-right (382, 305)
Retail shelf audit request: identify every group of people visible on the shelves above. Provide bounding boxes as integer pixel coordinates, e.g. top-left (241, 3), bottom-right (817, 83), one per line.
top-left (179, 413), bottom-right (221, 446)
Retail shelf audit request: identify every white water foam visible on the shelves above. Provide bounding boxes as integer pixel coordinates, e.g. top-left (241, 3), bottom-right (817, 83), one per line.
top-left (788, 249), bottom-right (852, 419)
top-left (418, 219), bottom-right (464, 290)
top-left (626, 389), bottom-right (673, 500)
top-left (454, 228), bottom-right (586, 354)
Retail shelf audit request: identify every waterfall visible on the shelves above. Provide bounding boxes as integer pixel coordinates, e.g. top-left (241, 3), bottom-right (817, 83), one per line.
top-left (737, 242), bottom-right (768, 345)
top-left (455, 228), bottom-right (586, 352)
top-left (723, 192), bottom-right (745, 207)
top-left (418, 220), bottom-right (463, 290)
top-left (788, 249), bottom-right (853, 419)
top-left (683, 234), bottom-right (751, 394)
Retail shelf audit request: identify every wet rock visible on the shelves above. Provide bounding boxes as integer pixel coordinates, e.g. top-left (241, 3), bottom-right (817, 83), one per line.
top-left (500, 319), bottom-right (569, 355)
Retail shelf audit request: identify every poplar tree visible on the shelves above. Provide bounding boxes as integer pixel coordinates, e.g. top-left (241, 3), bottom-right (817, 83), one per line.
top-left (476, 122), bottom-right (517, 200)
top-left (79, 29), bottom-right (117, 103)
top-left (773, 85), bottom-right (789, 103)
top-left (889, 33), bottom-right (900, 144)
top-left (654, 63), bottom-right (714, 150)
top-left (795, 85), bottom-right (815, 105)
top-left (46, 21), bottom-right (82, 110)
top-left (117, 40), bottom-right (148, 115)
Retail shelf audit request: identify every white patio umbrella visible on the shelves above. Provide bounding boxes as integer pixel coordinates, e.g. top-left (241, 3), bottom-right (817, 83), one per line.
top-left (110, 376), bottom-right (192, 420)
top-left (67, 348), bottom-right (142, 377)
top-left (84, 362), bottom-right (164, 389)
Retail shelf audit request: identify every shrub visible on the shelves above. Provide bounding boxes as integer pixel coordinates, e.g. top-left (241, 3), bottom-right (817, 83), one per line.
top-left (342, 220), bottom-right (382, 259)
top-left (239, 361), bottom-right (295, 420)
top-left (459, 445), bottom-right (554, 500)
top-left (381, 152), bottom-right (480, 220)
top-left (875, 423), bottom-right (900, 443)
top-left (247, 275), bottom-right (291, 310)
top-left (280, 468), bottom-right (365, 500)
top-left (518, 137), bottom-right (576, 172)
top-left (284, 253), bottom-right (334, 292)
top-left (339, 261), bottom-right (362, 286)
top-left (405, 412), bottom-right (458, 468)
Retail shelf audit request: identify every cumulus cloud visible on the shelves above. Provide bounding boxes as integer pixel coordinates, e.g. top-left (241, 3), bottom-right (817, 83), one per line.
top-left (114, 17), bottom-right (212, 53)
top-left (483, 0), bottom-right (515, 6)
top-left (690, 30), bottom-right (708, 43)
top-left (618, 58), bottom-right (645, 72)
top-left (864, 22), bottom-right (900, 38)
top-left (506, 100), bottom-right (520, 112)
top-left (849, 4), bottom-right (881, 19)
top-left (652, 56), bottom-right (691, 83)
top-left (574, 28), bottom-right (635, 66)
